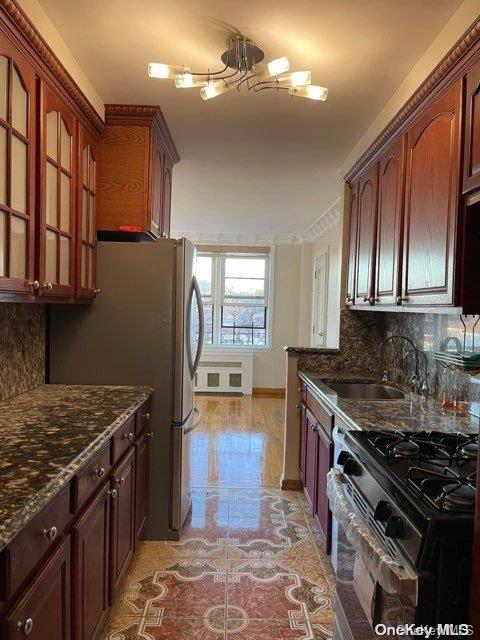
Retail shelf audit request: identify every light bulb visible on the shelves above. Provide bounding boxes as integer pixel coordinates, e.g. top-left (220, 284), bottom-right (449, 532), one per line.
top-left (200, 80), bottom-right (230, 100)
top-left (148, 62), bottom-right (186, 79)
top-left (290, 84), bottom-right (328, 101)
top-left (266, 57), bottom-right (290, 77)
top-left (276, 71), bottom-right (312, 87)
top-left (175, 73), bottom-right (208, 88)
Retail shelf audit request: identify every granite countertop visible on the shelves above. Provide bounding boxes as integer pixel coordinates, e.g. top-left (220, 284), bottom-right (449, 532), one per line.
top-left (299, 370), bottom-right (480, 434)
top-left (0, 384), bottom-right (152, 552)
top-left (284, 346), bottom-right (341, 354)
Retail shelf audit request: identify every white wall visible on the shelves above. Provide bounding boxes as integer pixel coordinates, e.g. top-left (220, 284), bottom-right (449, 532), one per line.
top-left (17, 0), bottom-right (104, 118)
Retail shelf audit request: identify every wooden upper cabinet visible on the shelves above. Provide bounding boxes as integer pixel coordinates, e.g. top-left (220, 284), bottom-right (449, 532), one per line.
top-left (97, 105), bottom-right (179, 238)
top-left (77, 125), bottom-right (97, 299)
top-left (374, 137), bottom-right (405, 305)
top-left (463, 57), bottom-right (480, 194)
top-left (402, 81), bottom-right (462, 307)
top-left (0, 41), bottom-right (37, 298)
top-left (39, 83), bottom-right (77, 298)
top-left (354, 164), bottom-right (378, 306)
top-left (345, 182), bottom-right (359, 305)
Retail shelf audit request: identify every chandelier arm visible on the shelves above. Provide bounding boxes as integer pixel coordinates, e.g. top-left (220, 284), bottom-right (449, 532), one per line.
top-left (236, 71), bottom-right (255, 92)
top-left (189, 62), bottom-right (230, 77)
top-left (252, 84), bottom-right (290, 93)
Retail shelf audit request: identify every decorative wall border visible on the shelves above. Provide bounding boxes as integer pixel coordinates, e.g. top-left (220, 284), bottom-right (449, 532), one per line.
top-left (0, 0), bottom-right (104, 136)
top-left (105, 104), bottom-right (180, 164)
top-left (302, 198), bottom-right (341, 242)
top-left (344, 17), bottom-right (480, 183)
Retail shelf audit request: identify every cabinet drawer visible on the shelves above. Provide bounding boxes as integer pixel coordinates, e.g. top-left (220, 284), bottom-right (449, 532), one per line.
top-left (5, 485), bottom-right (70, 599)
top-left (4, 536), bottom-right (71, 640)
top-left (306, 389), bottom-right (334, 436)
top-left (111, 415), bottom-right (135, 464)
top-left (136, 400), bottom-right (152, 437)
top-left (73, 443), bottom-right (111, 511)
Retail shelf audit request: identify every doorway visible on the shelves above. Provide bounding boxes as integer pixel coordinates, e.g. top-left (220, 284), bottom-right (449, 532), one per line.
top-left (312, 251), bottom-right (329, 347)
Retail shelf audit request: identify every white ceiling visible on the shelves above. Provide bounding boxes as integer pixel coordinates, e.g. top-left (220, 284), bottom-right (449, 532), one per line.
top-left (38, 0), bottom-right (463, 235)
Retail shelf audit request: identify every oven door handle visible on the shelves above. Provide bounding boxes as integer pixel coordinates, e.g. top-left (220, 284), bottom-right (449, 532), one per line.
top-left (327, 468), bottom-right (419, 602)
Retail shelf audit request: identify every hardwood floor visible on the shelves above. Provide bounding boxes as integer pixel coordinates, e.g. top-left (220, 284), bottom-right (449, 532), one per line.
top-left (102, 395), bottom-right (335, 640)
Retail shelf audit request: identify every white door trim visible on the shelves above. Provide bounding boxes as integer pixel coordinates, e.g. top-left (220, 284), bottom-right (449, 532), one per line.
top-left (311, 249), bottom-right (329, 347)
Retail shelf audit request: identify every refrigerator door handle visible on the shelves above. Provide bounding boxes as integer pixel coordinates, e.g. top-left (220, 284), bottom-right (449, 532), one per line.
top-left (187, 275), bottom-right (204, 378)
top-left (184, 405), bottom-right (202, 434)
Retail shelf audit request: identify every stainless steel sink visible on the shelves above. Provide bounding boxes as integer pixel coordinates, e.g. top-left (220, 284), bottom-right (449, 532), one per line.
top-left (322, 380), bottom-right (405, 400)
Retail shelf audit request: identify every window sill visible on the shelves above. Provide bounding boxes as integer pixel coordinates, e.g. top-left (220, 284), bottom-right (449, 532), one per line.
top-left (202, 345), bottom-right (274, 354)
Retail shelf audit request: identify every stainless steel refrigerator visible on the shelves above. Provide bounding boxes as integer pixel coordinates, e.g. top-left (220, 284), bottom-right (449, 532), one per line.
top-left (48, 238), bottom-right (204, 540)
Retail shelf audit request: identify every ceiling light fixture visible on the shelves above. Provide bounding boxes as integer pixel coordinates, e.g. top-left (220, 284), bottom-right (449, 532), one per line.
top-left (148, 35), bottom-right (328, 102)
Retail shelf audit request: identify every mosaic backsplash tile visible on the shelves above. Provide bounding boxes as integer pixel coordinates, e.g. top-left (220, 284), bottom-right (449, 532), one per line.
top-left (0, 303), bottom-right (45, 401)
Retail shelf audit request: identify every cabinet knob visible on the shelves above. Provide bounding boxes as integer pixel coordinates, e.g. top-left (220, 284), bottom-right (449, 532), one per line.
top-left (369, 297), bottom-right (379, 304)
top-left (16, 618), bottom-right (34, 635)
top-left (363, 296), bottom-right (369, 302)
top-left (145, 412), bottom-right (151, 421)
top-left (147, 432), bottom-right (154, 438)
top-left (108, 489), bottom-right (117, 498)
top-left (41, 526), bottom-right (57, 541)
top-left (28, 280), bottom-right (40, 291)
top-left (345, 296), bottom-right (353, 304)
top-left (160, 232), bottom-right (168, 239)
top-left (396, 296), bottom-right (408, 304)
top-left (95, 467), bottom-right (106, 478)
top-left (295, 403), bottom-right (301, 409)
top-left (123, 432), bottom-right (134, 441)
top-left (43, 282), bottom-right (54, 291)
top-left (117, 476), bottom-right (126, 486)
top-left (94, 288), bottom-right (101, 296)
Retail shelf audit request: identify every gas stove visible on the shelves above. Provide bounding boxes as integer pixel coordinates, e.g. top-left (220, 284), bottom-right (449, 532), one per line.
top-left (334, 429), bottom-right (477, 631)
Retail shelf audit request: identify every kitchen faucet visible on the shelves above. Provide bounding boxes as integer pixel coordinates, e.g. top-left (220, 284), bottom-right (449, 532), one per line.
top-left (379, 334), bottom-right (429, 397)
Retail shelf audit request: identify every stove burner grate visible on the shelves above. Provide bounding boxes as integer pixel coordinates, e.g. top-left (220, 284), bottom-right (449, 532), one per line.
top-left (407, 466), bottom-right (477, 513)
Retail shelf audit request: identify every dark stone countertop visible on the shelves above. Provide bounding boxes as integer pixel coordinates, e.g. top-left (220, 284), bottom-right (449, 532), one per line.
top-left (0, 384), bottom-right (152, 552)
top-left (299, 370), bottom-right (480, 434)
top-left (284, 346), bottom-right (341, 354)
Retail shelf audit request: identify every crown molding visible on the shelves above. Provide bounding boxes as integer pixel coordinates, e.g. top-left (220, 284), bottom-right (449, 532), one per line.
top-left (344, 17), bottom-right (480, 183)
top-left (105, 104), bottom-right (180, 165)
top-left (172, 231), bottom-right (304, 245)
top-left (0, 0), bottom-right (104, 136)
top-left (301, 198), bottom-right (341, 243)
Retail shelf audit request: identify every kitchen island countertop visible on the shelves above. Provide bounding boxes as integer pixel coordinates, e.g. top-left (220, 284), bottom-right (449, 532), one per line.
top-left (299, 370), bottom-right (480, 434)
top-left (0, 384), bottom-right (152, 551)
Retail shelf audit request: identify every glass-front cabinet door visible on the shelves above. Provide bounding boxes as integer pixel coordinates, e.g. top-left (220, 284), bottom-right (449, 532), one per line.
top-left (77, 125), bottom-right (97, 298)
top-left (40, 84), bottom-right (76, 298)
top-left (0, 42), bottom-right (36, 296)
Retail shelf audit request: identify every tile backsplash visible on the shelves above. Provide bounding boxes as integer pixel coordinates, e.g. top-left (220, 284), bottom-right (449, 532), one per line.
top-left (0, 303), bottom-right (45, 401)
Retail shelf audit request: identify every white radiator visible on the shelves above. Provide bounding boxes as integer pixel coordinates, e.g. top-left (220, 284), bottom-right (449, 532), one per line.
top-left (194, 353), bottom-right (253, 394)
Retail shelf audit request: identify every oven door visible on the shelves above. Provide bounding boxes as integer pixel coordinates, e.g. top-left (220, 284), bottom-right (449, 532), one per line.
top-left (327, 469), bottom-right (419, 640)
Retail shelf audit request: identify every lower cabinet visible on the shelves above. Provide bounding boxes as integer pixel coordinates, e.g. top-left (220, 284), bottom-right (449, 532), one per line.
top-left (72, 484), bottom-right (110, 640)
top-left (135, 432), bottom-right (150, 540)
top-left (299, 403), bottom-right (307, 484)
top-left (4, 536), bottom-right (71, 640)
top-left (303, 409), bottom-right (318, 509)
top-left (315, 426), bottom-right (334, 554)
top-left (110, 448), bottom-right (136, 603)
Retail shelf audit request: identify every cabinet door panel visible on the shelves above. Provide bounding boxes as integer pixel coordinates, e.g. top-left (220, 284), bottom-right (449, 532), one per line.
top-left (299, 404), bottom-right (307, 483)
top-left (110, 448), bottom-right (135, 602)
top-left (76, 125), bottom-right (97, 299)
top-left (150, 145), bottom-right (163, 237)
top-left (135, 432), bottom-right (149, 540)
top-left (402, 82), bottom-right (461, 306)
top-left (354, 165), bottom-right (378, 306)
top-left (345, 182), bottom-right (358, 305)
top-left (39, 83), bottom-right (76, 299)
top-left (314, 427), bottom-right (333, 555)
top-left (4, 537), bottom-right (71, 640)
top-left (463, 58), bottom-right (480, 193)
top-left (303, 411), bottom-right (318, 511)
top-left (374, 137), bottom-right (405, 305)
top-left (162, 165), bottom-right (172, 238)
top-left (73, 484), bottom-right (110, 640)
top-left (0, 41), bottom-right (36, 296)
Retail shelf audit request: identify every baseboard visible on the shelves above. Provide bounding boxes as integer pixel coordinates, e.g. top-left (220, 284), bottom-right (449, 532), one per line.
top-left (252, 387), bottom-right (286, 398)
top-left (281, 478), bottom-right (303, 491)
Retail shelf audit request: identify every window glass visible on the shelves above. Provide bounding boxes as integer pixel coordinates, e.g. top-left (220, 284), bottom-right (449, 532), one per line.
top-left (195, 255), bottom-right (213, 297)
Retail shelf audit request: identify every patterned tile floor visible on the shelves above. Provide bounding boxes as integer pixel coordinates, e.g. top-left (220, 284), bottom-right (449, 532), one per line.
top-left (103, 397), bottom-right (336, 640)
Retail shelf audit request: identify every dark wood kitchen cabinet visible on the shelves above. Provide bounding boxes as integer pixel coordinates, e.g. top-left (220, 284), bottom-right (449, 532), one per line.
top-left (4, 536), bottom-right (71, 640)
top-left (374, 137), bottom-right (405, 305)
top-left (401, 81), bottom-right (462, 307)
top-left (463, 57), bottom-right (480, 194)
top-left (303, 409), bottom-right (318, 510)
top-left (314, 424), bottom-right (333, 554)
top-left (298, 403), bottom-right (308, 484)
top-left (110, 447), bottom-right (136, 602)
top-left (354, 164), bottom-right (378, 306)
top-left (97, 105), bottom-right (179, 238)
top-left (0, 38), bottom-right (37, 299)
top-left (345, 182), bottom-right (358, 305)
top-left (135, 432), bottom-right (150, 540)
top-left (72, 484), bottom-right (110, 640)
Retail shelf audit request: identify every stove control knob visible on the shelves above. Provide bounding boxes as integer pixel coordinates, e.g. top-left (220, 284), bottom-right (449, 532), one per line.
top-left (373, 500), bottom-right (392, 522)
top-left (337, 451), bottom-right (350, 467)
top-left (343, 457), bottom-right (360, 477)
top-left (385, 515), bottom-right (404, 539)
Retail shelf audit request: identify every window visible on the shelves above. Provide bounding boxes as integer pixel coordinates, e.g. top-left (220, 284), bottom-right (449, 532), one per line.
top-left (193, 250), bottom-right (271, 348)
